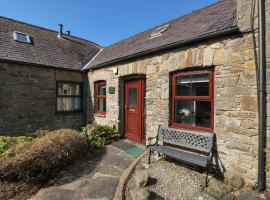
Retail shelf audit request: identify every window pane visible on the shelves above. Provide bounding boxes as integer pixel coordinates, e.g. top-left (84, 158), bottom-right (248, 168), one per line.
top-left (58, 83), bottom-right (81, 95)
top-left (98, 84), bottom-right (106, 95)
top-left (175, 100), bottom-right (194, 125)
top-left (195, 101), bottom-right (211, 128)
top-left (176, 75), bottom-right (191, 96)
top-left (175, 74), bottom-right (209, 96)
top-left (98, 98), bottom-right (106, 112)
top-left (129, 88), bottom-right (137, 106)
top-left (192, 74), bottom-right (209, 96)
top-left (57, 97), bottom-right (81, 111)
top-left (174, 100), bottom-right (211, 128)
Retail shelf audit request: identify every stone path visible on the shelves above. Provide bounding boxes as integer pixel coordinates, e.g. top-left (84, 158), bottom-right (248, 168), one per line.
top-left (30, 140), bottom-right (140, 200)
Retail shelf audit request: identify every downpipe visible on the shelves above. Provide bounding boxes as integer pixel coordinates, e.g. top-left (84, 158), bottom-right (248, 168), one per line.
top-left (257, 0), bottom-right (267, 192)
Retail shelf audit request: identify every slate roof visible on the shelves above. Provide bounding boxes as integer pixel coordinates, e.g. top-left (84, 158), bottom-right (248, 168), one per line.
top-left (89, 0), bottom-right (238, 69)
top-left (0, 16), bottom-right (101, 70)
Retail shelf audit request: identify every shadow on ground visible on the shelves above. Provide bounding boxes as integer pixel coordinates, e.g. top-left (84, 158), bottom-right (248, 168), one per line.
top-left (31, 141), bottom-right (136, 200)
top-left (45, 149), bottom-right (106, 187)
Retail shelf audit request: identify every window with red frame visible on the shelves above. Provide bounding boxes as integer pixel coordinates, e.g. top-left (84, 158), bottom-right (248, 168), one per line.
top-left (95, 81), bottom-right (106, 115)
top-left (172, 70), bottom-right (214, 132)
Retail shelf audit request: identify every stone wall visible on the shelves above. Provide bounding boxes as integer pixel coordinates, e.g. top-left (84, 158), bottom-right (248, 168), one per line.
top-left (237, 0), bottom-right (270, 188)
top-left (0, 61), bottom-right (85, 135)
top-left (87, 30), bottom-right (266, 185)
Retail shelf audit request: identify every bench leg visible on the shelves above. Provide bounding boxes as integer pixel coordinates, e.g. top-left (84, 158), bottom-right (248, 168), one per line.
top-left (148, 150), bottom-right (152, 164)
top-left (205, 169), bottom-right (209, 188)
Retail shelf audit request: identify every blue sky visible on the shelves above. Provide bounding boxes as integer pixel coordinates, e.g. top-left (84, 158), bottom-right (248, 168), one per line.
top-left (1, 0), bottom-right (217, 47)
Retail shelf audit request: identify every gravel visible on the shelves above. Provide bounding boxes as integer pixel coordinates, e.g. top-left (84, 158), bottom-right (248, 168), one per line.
top-left (125, 153), bottom-right (215, 200)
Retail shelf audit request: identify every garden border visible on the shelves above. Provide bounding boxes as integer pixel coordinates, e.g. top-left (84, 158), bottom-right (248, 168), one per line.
top-left (113, 151), bottom-right (147, 200)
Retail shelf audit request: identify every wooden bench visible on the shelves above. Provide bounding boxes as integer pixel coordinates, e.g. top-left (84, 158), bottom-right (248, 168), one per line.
top-left (147, 125), bottom-right (214, 186)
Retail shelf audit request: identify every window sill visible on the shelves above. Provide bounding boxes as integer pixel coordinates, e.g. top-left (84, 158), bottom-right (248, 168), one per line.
top-left (94, 113), bottom-right (106, 118)
top-left (171, 124), bottom-right (213, 133)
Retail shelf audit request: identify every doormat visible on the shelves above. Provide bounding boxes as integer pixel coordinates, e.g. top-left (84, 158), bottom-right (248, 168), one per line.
top-left (124, 146), bottom-right (145, 157)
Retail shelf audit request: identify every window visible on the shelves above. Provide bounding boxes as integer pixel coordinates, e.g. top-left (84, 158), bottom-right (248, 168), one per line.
top-left (172, 70), bottom-right (213, 132)
top-left (56, 82), bottom-right (83, 113)
top-left (150, 24), bottom-right (170, 39)
top-left (95, 81), bottom-right (106, 115)
top-left (13, 31), bottom-right (31, 44)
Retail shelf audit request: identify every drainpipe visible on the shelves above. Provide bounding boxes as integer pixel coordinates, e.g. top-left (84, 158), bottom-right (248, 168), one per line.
top-left (257, 0), bottom-right (267, 192)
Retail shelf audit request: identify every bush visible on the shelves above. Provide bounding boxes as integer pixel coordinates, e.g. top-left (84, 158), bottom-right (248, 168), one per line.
top-left (0, 129), bottom-right (89, 200)
top-left (0, 136), bottom-right (33, 158)
top-left (82, 123), bottom-right (120, 148)
top-left (0, 136), bottom-right (13, 156)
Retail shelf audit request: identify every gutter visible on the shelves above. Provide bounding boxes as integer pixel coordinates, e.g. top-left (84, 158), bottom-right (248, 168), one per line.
top-left (89, 27), bottom-right (239, 70)
top-left (0, 58), bottom-right (84, 73)
top-left (257, 0), bottom-right (267, 192)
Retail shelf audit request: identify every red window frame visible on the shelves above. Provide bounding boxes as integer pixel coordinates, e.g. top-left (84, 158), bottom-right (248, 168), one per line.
top-left (95, 81), bottom-right (106, 115)
top-left (171, 70), bottom-right (214, 132)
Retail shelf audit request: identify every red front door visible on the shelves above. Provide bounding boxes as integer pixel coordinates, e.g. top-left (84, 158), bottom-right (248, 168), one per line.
top-left (124, 79), bottom-right (144, 144)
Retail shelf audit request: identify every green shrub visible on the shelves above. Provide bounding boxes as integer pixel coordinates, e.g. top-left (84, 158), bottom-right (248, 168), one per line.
top-left (0, 136), bottom-right (34, 157)
top-left (0, 129), bottom-right (89, 200)
top-left (16, 136), bottom-right (33, 148)
top-left (82, 124), bottom-right (120, 148)
top-left (0, 136), bottom-right (12, 157)
top-left (82, 125), bottom-right (91, 146)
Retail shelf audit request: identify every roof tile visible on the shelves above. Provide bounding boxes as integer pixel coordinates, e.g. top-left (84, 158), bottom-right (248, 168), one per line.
top-left (0, 17), bottom-right (100, 70)
top-left (89, 0), bottom-right (237, 68)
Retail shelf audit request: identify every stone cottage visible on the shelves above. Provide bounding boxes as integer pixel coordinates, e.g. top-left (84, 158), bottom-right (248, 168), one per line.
top-left (0, 17), bottom-right (100, 133)
top-left (84, 0), bottom-right (270, 186)
top-left (0, 0), bottom-right (269, 187)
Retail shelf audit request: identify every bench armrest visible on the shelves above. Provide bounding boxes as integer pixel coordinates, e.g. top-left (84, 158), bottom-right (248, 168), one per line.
top-left (146, 136), bottom-right (158, 148)
top-left (147, 136), bottom-right (157, 141)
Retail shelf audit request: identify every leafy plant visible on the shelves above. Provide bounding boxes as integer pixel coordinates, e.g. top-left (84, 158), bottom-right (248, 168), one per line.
top-left (82, 124), bottom-right (91, 146)
top-left (16, 136), bottom-right (33, 148)
top-left (0, 136), bottom-right (12, 157)
top-left (0, 136), bottom-right (11, 153)
top-left (1, 149), bottom-right (12, 157)
top-left (82, 123), bottom-right (120, 148)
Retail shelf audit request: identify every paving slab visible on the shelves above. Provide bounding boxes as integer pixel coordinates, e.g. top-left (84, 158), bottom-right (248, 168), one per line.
top-left (29, 140), bottom-right (142, 200)
top-left (95, 165), bottom-right (123, 177)
top-left (110, 140), bottom-right (135, 151)
top-left (87, 176), bottom-right (119, 199)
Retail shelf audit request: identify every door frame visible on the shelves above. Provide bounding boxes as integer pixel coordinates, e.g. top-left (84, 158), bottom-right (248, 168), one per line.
top-left (122, 76), bottom-right (145, 145)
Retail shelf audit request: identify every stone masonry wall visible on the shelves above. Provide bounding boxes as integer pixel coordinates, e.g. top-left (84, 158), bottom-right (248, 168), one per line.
top-left (87, 28), bottom-right (270, 185)
top-left (0, 61), bottom-right (85, 135)
top-left (238, 0), bottom-right (270, 187)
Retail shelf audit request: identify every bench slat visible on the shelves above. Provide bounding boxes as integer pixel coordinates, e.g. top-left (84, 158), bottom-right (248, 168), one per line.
top-left (149, 145), bottom-right (208, 167)
top-left (158, 126), bottom-right (213, 153)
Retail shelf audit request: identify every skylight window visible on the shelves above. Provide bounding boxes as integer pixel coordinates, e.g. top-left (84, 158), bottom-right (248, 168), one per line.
top-left (13, 31), bottom-right (31, 44)
top-left (150, 24), bottom-right (170, 39)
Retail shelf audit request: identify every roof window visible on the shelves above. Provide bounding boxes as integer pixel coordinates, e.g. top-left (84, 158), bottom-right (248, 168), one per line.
top-left (150, 24), bottom-right (170, 39)
top-left (13, 31), bottom-right (31, 43)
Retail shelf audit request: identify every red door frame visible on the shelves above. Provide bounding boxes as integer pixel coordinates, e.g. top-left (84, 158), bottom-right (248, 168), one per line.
top-left (124, 79), bottom-right (145, 144)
